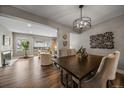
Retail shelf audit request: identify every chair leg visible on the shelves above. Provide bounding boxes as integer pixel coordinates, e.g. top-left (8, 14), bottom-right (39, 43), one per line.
top-left (107, 80), bottom-right (112, 88)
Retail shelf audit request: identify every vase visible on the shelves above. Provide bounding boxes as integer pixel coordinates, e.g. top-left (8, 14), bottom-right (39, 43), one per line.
top-left (77, 53), bottom-right (88, 62)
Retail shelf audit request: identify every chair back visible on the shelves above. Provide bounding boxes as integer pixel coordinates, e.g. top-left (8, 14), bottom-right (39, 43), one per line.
top-left (97, 51), bottom-right (120, 80)
top-left (108, 51), bottom-right (120, 80)
top-left (58, 49), bottom-right (76, 58)
top-left (59, 49), bottom-right (68, 57)
top-left (80, 51), bottom-right (120, 88)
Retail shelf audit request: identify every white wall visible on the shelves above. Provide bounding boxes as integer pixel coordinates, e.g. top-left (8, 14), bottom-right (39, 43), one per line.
top-left (0, 6), bottom-right (73, 56)
top-left (80, 15), bottom-right (124, 70)
top-left (70, 33), bottom-right (81, 50)
top-left (0, 24), bottom-right (13, 67)
top-left (1, 6), bottom-right (124, 69)
top-left (57, 29), bottom-right (70, 49)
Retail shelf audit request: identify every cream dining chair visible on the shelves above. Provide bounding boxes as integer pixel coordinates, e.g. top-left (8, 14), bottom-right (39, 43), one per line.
top-left (58, 49), bottom-right (76, 58)
top-left (72, 51), bottom-right (120, 88)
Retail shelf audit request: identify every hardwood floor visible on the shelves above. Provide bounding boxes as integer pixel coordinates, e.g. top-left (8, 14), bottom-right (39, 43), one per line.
top-left (0, 56), bottom-right (124, 88)
top-left (0, 57), bottom-right (62, 88)
top-left (111, 73), bottom-right (124, 88)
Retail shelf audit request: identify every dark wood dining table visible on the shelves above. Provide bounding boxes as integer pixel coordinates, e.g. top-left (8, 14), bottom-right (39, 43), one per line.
top-left (52, 54), bottom-right (103, 88)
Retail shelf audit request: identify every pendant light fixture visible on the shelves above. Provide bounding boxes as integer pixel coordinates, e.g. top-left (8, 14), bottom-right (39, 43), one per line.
top-left (73, 5), bottom-right (91, 33)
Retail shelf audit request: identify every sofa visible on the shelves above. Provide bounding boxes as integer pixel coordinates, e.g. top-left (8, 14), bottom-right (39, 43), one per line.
top-left (39, 53), bottom-right (53, 66)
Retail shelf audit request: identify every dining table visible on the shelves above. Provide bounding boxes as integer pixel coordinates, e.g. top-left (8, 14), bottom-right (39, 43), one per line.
top-left (52, 54), bottom-right (103, 88)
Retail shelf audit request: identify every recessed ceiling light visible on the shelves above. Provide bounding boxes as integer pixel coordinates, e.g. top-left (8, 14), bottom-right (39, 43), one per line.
top-left (27, 23), bottom-right (32, 27)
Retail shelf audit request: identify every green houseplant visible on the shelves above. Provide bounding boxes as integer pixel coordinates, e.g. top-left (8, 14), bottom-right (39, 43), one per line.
top-left (77, 46), bottom-right (88, 61)
top-left (21, 40), bottom-right (29, 58)
top-left (48, 47), bottom-right (52, 54)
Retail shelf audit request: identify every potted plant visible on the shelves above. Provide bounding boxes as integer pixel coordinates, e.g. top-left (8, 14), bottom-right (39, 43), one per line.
top-left (77, 46), bottom-right (88, 61)
top-left (21, 40), bottom-right (29, 58)
top-left (48, 47), bottom-right (52, 54)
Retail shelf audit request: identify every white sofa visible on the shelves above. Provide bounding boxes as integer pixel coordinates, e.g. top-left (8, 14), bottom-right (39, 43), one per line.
top-left (39, 53), bottom-right (53, 66)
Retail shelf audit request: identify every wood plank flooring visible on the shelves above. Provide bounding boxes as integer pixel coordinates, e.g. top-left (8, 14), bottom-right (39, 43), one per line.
top-left (0, 56), bottom-right (124, 88)
top-left (0, 57), bottom-right (62, 88)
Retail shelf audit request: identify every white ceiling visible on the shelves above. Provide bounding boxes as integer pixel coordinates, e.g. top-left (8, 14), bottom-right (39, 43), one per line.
top-left (0, 16), bottom-right (57, 37)
top-left (13, 5), bottom-right (124, 28)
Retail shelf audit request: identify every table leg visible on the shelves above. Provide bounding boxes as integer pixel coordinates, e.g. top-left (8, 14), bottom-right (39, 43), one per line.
top-left (66, 73), bottom-right (68, 87)
top-left (61, 69), bottom-right (64, 85)
top-left (78, 81), bottom-right (81, 88)
top-left (60, 69), bottom-right (69, 88)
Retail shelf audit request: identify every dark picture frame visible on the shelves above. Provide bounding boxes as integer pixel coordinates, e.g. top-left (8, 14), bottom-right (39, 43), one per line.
top-left (3, 35), bottom-right (10, 46)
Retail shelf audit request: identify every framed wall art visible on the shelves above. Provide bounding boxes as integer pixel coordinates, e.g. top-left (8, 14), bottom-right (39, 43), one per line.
top-left (63, 34), bottom-right (67, 40)
top-left (3, 35), bottom-right (11, 46)
top-left (90, 32), bottom-right (114, 49)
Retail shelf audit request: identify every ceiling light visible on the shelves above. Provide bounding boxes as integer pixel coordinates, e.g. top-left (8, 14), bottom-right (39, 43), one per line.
top-left (73, 5), bottom-right (91, 33)
top-left (27, 23), bottom-right (32, 27)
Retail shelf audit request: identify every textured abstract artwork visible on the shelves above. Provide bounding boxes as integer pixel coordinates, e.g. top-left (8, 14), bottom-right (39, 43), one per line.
top-left (90, 32), bottom-right (114, 49)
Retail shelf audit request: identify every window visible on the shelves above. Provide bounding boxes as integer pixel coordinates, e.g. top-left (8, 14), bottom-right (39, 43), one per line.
top-left (34, 40), bottom-right (50, 49)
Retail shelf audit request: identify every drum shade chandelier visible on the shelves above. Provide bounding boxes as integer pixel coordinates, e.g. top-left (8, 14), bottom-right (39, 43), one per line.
top-left (73, 5), bottom-right (91, 33)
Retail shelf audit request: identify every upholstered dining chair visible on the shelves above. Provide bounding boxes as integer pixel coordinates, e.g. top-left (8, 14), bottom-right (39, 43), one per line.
top-left (59, 49), bottom-right (68, 58)
top-left (59, 49), bottom-right (76, 58)
top-left (67, 49), bottom-right (76, 56)
top-left (72, 51), bottom-right (120, 88)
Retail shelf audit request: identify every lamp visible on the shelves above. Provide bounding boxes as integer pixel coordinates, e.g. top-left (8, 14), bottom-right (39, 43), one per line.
top-left (73, 5), bottom-right (91, 33)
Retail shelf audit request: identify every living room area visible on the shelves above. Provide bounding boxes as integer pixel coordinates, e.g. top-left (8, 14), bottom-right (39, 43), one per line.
top-left (0, 5), bottom-right (124, 88)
